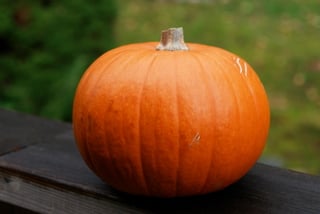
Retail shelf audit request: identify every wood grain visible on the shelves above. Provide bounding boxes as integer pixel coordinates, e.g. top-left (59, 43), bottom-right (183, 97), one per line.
top-left (0, 109), bottom-right (70, 155)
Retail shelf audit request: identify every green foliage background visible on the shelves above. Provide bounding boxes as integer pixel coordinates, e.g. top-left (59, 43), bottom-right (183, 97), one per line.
top-left (0, 0), bottom-right (117, 121)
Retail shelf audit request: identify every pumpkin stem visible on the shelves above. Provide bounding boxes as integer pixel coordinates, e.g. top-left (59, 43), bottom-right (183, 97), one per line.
top-left (156, 27), bottom-right (189, 51)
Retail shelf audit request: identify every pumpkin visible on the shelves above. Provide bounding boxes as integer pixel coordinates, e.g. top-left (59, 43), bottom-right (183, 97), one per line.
top-left (73, 27), bottom-right (270, 197)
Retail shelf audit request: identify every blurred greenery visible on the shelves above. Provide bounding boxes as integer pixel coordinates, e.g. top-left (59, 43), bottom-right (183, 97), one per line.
top-left (1, 0), bottom-right (320, 174)
top-left (0, 0), bottom-right (117, 120)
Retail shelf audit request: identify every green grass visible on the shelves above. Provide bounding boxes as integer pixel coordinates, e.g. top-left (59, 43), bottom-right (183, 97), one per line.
top-left (113, 0), bottom-right (320, 174)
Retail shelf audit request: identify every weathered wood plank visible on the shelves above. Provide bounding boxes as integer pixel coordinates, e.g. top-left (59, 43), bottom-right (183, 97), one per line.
top-left (0, 108), bottom-right (320, 213)
top-left (0, 109), bottom-right (70, 156)
top-left (0, 170), bottom-right (140, 214)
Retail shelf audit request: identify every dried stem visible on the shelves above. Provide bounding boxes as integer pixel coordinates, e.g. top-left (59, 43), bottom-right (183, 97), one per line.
top-left (156, 27), bottom-right (189, 51)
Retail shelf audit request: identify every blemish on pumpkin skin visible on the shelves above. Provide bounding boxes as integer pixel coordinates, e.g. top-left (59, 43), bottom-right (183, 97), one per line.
top-left (190, 132), bottom-right (200, 146)
top-left (244, 62), bottom-right (248, 76)
top-left (235, 57), bottom-right (248, 77)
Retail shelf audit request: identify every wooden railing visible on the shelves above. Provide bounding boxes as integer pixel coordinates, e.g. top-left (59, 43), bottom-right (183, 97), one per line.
top-left (0, 108), bottom-right (319, 214)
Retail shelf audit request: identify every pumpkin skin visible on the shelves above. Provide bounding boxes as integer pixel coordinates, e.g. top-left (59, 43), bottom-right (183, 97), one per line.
top-left (73, 31), bottom-right (270, 197)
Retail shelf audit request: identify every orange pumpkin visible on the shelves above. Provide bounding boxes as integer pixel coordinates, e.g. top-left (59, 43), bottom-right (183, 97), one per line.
top-left (73, 27), bottom-right (270, 197)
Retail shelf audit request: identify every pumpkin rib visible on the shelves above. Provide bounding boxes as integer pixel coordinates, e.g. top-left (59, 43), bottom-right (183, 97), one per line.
top-left (136, 51), bottom-right (158, 195)
top-left (82, 58), bottom-right (119, 181)
top-left (73, 113), bottom-right (95, 171)
top-left (241, 68), bottom-right (269, 154)
top-left (240, 67), bottom-right (269, 172)
top-left (198, 52), bottom-right (229, 193)
top-left (156, 52), bottom-right (181, 197)
top-left (216, 52), bottom-right (242, 186)
top-left (221, 53), bottom-right (267, 181)
top-left (203, 51), bottom-right (245, 187)
top-left (85, 111), bottom-right (100, 174)
top-left (135, 51), bottom-right (161, 195)
top-left (73, 52), bottom-right (118, 175)
top-left (193, 58), bottom-right (215, 194)
top-left (85, 50), bottom-right (142, 189)
top-left (237, 63), bottom-right (263, 147)
top-left (173, 53), bottom-right (182, 196)
top-left (220, 54), bottom-right (252, 182)
top-left (189, 53), bottom-right (216, 194)
top-left (241, 80), bottom-right (265, 160)
top-left (174, 53), bottom-right (195, 195)
top-left (118, 53), bottom-right (141, 192)
top-left (101, 51), bottom-right (152, 193)
top-left (104, 52), bottom-right (133, 191)
top-left (73, 61), bottom-right (103, 173)
top-left (222, 53), bottom-right (269, 164)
